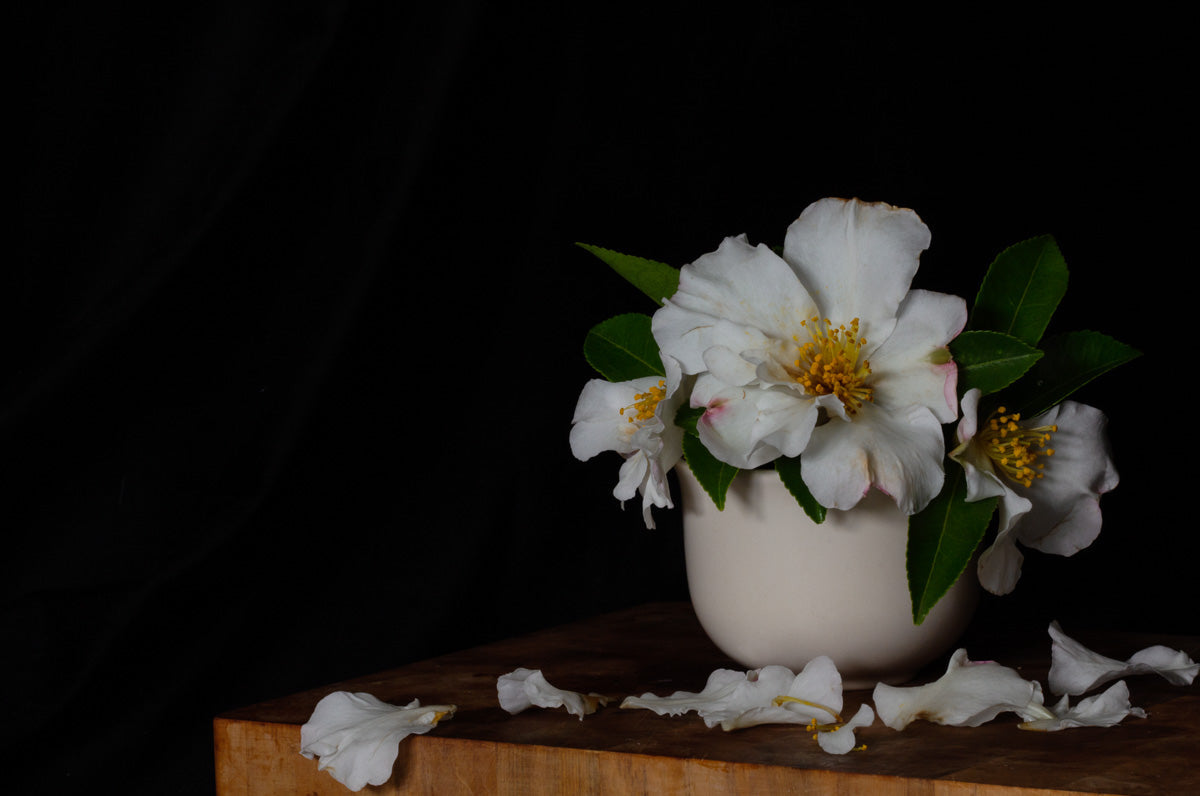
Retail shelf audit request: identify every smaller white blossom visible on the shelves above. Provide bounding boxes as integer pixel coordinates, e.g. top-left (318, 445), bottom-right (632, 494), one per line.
top-left (569, 365), bottom-right (685, 528)
top-left (300, 691), bottom-right (455, 792)
top-left (1019, 681), bottom-right (1147, 731)
top-left (1048, 621), bottom-right (1199, 696)
top-left (950, 389), bottom-right (1119, 594)
top-left (497, 668), bottom-right (610, 719)
top-left (873, 649), bottom-right (1054, 729)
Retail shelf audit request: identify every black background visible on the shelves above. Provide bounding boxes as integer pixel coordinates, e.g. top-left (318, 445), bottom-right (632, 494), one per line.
top-left (10, 4), bottom-right (1194, 794)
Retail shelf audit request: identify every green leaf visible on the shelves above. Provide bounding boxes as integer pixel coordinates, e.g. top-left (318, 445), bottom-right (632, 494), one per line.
top-left (681, 435), bottom-right (739, 511)
top-left (907, 466), bottom-right (997, 625)
top-left (998, 330), bottom-right (1141, 418)
top-left (773, 456), bottom-right (826, 524)
top-left (950, 330), bottom-right (1044, 395)
top-left (968, 235), bottom-right (1069, 347)
top-left (674, 404), bottom-right (704, 437)
top-left (576, 243), bottom-right (680, 306)
top-left (583, 313), bottom-right (664, 382)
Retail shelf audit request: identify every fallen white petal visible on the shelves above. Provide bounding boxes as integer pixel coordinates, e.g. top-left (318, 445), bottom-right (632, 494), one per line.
top-left (622, 659), bottom-right (837, 729)
top-left (300, 692), bottom-right (455, 792)
top-left (497, 668), bottom-right (609, 719)
top-left (1048, 621), bottom-right (1199, 695)
top-left (817, 703), bottom-right (876, 754)
top-left (717, 656), bottom-right (845, 730)
top-left (873, 649), bottom-right (1053, 729)
top-left (1019, 680), bottom-right (1147, 731)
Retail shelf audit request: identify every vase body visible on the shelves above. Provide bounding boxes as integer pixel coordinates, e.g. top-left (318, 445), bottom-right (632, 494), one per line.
top-left (678, 464), bottom-right (977, 689)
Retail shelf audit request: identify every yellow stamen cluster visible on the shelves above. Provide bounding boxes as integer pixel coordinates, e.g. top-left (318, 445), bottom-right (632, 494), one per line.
top-left (620, 380), bottom-right (666, 423)
top-left (792, 316), bottom-right (874, 414)
top-left (982, 406), bottom-right (1057, 488)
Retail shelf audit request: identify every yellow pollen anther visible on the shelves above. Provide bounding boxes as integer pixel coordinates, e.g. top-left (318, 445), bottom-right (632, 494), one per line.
top-left (981, 408), bottom-right (1057, 487)
top-left (790, 316), bottom-right (874, 415)
top-left (619, 380), bottom-right (667, 423)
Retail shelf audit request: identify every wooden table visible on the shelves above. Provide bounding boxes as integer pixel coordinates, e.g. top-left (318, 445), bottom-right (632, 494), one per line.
top-left (214, 602), bottom-right (1199, 794)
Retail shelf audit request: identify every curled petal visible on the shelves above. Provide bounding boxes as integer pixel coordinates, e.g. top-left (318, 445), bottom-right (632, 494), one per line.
top-left (300, 692), bottom-right (455, 792)
top-left (1048, 621), bottom-right (1199, 696)
top-left (873, 649), bottom-right (1052, 729)
top-left (497, 668), bottom-right (610, 719)
top-left (1019, 681), bottom-right (1146, 731)
top-left (817, 703), bottom-right (875, 754)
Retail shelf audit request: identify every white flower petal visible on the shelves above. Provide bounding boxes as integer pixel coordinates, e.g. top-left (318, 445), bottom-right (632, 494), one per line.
top-left (691, 376), bottom-right (821, 468)
top-left (1019, 681), bottom-right (1146, 731)
top-left (718, 656), bottom-right (845, 730)
top-left (817, 703), bottom-right (875, 754)
top-left (873, 649), bottom-right (1052, 729)
top-left (621, 664), bottom-right (800, 728)
top-left (497, 668), bottom-right (609, 719)
top-left (801, 402), bottom-right (946, 513)
top-left (621, 660), bottom-right (845, 730)
top-left (867, 289), bottom-right (965, 424)
top-left (653, 236), bottom-right (819, 378)
top-left (975, 526), bottom-right (1026, 596)
top-left (1048, 621), bottom-right (1199, 696)
top-left (300, 692), bottom-right (455, 792)
top-left (782, 197), bottom-right (930, 343)
top-left (1012, 402), bottom-right (1118, 557)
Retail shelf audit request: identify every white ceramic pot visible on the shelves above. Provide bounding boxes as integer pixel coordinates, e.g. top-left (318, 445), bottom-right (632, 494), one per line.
top-left (678, 464), bottom-right (978, 689)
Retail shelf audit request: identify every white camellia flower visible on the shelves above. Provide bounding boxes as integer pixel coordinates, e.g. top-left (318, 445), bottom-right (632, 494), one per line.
top-left (950, 388), bottom-right (1120, 594)
top-left (873, 649), bottom-right (1054, 729)
top-left (621, 657), bottom-right (872, 754)
top-left (497, 668), bottom-right (610, 719)
top-left (651, 197), bottom-right (964, 514)
top-left (300, 691), bottom-right (455, 792)
top-left (569, 364), bottom-right (685, 529)
top-left (1047, 621), bottom-right (1199, 696)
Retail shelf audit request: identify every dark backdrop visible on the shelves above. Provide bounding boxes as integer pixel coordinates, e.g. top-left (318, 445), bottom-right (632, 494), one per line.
top-left (10, 4), bottom-right (1193, 794)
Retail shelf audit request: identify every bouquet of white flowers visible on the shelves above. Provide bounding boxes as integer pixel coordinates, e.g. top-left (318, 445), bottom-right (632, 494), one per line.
top-left (570, 198), bottom-right (1138, 622)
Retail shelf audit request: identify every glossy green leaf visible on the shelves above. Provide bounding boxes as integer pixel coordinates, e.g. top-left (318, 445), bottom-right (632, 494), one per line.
top-left (907, 466), bottom-right (997, 625)
top-left (681, 435), bottom-right (739, 511)
top-left (583, 313), bottom-right (664, 381)
top-left (998, 330), bottom-right (1141, 418)
top-left (576, 243), bottom-right (680, 306)
top-left (968, 235), bottom-right (1068, 347)
top-left (674, 404), bottom-right (704, 437)
top-left (950, 330), bottom-right (1044, 395)
top-left (774, 455), bottom-right (826, 524)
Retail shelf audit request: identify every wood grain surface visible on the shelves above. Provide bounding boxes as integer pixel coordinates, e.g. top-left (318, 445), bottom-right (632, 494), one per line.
top-left (214, 602), bottom-right (1199, 795)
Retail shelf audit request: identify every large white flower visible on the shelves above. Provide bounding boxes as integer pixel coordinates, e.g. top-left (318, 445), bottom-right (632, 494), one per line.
top-left (569, 365), bottom-right (685, 528)
top-left (652, 197), bottom-right (964, 513)
top-left (950, 388), bottom-right (1119, 595)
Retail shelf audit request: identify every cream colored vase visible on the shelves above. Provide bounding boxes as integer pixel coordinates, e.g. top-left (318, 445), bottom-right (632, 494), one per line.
top-left (678, 464), bottom-right (978, 689)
